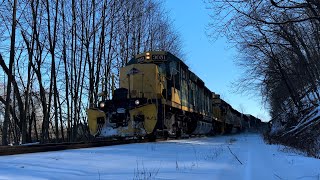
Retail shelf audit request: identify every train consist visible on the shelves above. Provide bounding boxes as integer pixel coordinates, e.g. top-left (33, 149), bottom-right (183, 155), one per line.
top-left (87, 51), bottom-right (261, 138)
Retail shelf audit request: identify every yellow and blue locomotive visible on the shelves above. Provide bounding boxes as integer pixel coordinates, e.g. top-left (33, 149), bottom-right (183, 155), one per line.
top-left (87, 51), bottom-right (249, 138)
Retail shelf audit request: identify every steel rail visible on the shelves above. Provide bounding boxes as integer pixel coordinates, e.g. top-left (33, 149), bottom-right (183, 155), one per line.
top-left (0, 138), bottom-right (156, 156)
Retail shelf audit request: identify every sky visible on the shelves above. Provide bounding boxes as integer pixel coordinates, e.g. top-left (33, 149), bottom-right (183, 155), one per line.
top-left (1, 133), bottom-right (319, 179)
top-left (163, 1), bottom-right (270, 121)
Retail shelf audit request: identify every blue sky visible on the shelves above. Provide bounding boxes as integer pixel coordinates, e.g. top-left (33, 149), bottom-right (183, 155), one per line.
top-left (164, 1), bottom-right (270, 121)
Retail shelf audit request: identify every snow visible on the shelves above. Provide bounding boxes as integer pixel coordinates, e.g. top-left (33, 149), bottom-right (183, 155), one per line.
top-left (0, 133), bottom-right (319, 180)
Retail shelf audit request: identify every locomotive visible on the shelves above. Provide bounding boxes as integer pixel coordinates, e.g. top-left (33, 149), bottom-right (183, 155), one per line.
top-left (87, 51), bottom-right (254, 139)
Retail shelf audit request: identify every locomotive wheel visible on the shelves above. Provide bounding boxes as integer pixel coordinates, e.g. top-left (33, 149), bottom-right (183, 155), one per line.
top-left (176, 128), bottom-right (181, 139)
top-left (163, 130), bottom-right (169, 140)
top-left (147, 132), bottom-right (157, 142)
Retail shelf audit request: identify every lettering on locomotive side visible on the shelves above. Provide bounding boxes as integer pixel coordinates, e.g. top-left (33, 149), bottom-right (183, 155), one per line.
top-left (137, 56), bottom-right (145, 63)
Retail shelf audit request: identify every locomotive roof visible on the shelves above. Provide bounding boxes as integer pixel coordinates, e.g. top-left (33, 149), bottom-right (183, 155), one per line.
top-left (127, 51), bottom-right (187, 66)
top-left (127, 51), bottom-right (206, 85)
top-left (127, 51), bottom-right (208, 87)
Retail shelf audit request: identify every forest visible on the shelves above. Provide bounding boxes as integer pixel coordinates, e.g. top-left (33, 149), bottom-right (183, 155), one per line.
top-left (2, 0), bottom-right (320, 157)
top-left (0, 0), bottom-right (182, 145)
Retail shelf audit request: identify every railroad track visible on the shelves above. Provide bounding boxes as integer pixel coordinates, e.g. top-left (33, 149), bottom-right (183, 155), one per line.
top-left (0, 138), bottom-right (156, 156)
top-left (0, 135), bottom-right (196, 156)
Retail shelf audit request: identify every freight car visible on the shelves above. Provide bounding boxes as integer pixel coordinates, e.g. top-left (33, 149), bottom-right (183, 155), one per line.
top-left (87, 51), bottom-right (250, 139)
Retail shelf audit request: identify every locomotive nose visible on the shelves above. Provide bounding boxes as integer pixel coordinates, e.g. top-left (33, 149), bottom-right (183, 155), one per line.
top-left (87, 109), bottom-right (106, 136)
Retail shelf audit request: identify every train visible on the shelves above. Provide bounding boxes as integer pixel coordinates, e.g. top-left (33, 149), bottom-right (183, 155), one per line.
top-left (87, 51), bottom-right (261, 139)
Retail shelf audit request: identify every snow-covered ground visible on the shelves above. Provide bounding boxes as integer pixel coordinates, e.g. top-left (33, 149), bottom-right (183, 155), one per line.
top-left (0, 133), bottom-right (319, 180)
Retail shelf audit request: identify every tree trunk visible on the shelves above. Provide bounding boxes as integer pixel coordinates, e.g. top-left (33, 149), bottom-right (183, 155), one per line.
top-left (2, 0), bottom-right (17, 145)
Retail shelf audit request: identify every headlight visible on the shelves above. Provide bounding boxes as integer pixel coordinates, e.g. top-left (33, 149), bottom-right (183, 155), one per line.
top-left (135, 100), bottom-right (140, 105)
top-left (99, 102), bottom-right (105, 108)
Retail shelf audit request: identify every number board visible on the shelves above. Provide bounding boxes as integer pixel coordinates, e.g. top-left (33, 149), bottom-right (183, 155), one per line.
top-left (151, 54), bottom-right (167, 61)
top-left (136, 54), bottom-right (167, 63)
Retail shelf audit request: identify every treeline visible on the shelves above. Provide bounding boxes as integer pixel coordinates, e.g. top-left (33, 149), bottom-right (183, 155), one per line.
top-left (207, 0), bottom-right (320, 133)
top-left (0, 0), bottom-right (182, 145)
top-left (207, 0), bottom-right (320, 153)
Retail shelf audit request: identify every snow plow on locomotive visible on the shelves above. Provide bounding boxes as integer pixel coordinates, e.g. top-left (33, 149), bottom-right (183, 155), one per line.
top-left (87, 51), bottom-right (256, 139)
